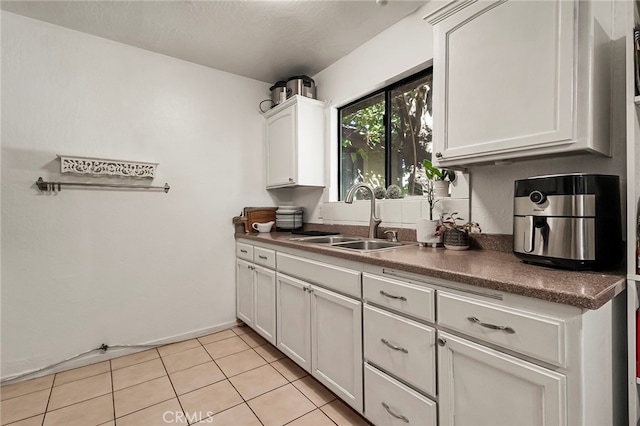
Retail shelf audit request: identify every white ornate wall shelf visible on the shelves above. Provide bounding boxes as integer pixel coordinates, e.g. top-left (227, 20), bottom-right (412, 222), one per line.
top-left (57, 155), bottom-right (158, 179)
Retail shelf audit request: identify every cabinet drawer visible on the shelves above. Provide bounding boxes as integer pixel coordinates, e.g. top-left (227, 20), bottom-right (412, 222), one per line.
top-left (254, 247), bottom-right (276, 269)
top-left (364, 305), bottom-right (435, 397)
top-left (277, 253), bottom-right (361, 298)
top-left (364, 364), bottom-right (436, 426)
top-left (437, 291), bottom-right (566, 367)
top-left (236, 243), bottom-right (253, 261)
top-left (363, 273), bottom-right (434, 323)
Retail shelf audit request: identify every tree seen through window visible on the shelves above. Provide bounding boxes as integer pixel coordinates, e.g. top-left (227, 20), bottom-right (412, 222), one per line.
top-left (339, 69), bottom-right (433, 200)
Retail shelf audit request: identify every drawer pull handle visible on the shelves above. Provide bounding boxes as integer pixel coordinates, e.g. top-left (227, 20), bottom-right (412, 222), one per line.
top-left (258, 255), bottom-right (268, 260)
top-left (381, 338), bottom-right (408, 354)
top-left (240, 249), bottom-right (248, 253)
top-left (380, 291), bottom-right (407, 301)
top-left (382, 402), bottom-right (409, 423)
top-left (467, 316), bottom-right (515, 334)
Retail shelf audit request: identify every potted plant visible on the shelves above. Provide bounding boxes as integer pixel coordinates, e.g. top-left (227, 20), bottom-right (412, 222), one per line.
top-left (414, 165), bottom-right (442, 246)
top-left (423, 160), bottom-right (456, 198)
top-left (440, 212), bottom-right (481, 250)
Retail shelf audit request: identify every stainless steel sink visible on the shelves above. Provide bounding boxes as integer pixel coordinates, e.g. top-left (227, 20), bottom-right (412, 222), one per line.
top-left (291, 235), bottom-right (414, 252)
top-left (290, 236), bottom-right (362, 244)
top-left (331, 240), bottom-right (409, 252)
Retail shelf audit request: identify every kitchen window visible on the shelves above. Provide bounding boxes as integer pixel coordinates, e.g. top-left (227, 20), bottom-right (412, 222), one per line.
top-left (338, 68), bottom-right (433, 200)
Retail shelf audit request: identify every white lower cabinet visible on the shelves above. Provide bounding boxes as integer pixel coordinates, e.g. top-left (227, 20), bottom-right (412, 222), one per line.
top-left (253, 265), bottom-right (276, 344)
top-left (276, 271), bottom-right (363, 413)
top-left (438, 331), bottom-right (567, 426)
top-left (237, 241), bottom-right (618, 425)
top-left (235, 245), bottom-right (277, 345)
top-left (365, 364), bottom-right (437, 426)
top-left (311, 285), bottom-right (363, 411)
top-left (236, 258), bottom-right (254, 327)
top-left (275, 273), bottom-right (311, 371)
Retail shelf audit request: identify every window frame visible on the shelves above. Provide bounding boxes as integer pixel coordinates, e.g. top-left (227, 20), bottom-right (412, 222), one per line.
top-left (337, 67), bottom-right (434, 200)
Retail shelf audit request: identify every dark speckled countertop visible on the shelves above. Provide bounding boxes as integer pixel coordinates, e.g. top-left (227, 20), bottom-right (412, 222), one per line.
top-left (236, 231), bottom-right (625, 310)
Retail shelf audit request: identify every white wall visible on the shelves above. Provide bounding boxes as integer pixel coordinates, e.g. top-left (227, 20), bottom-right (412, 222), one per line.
top-left (304, 1), bottom-right (626, 235)
top-left (1, 12), bottom-right (273, 379)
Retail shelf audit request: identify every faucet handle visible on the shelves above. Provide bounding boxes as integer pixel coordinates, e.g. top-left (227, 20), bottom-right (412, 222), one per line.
top-left (384, 230), bottom-right (398, 242)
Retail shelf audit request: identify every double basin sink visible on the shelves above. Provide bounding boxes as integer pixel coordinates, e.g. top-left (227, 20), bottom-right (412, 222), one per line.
top-left (290, 235), bottom-right (415, 253)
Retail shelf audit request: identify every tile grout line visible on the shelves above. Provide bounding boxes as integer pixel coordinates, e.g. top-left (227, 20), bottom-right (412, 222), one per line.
top-left (316, 401), bottom-right (341, 426)
top-left (224, 373), bottom-right (265, 426)
top-left (209, 343), bottom-right (266, 426)
top-left (110, 350), bottom-right (161, 372)
top-left (40, 377), bottom-right (55, 426)
top-left (235, 345), bottom-right (312, 426)
top-left (113, 396), bottom-right (176, 422)
top-left (156, 348), bottom-right (188, 423)
top-left (233, 335), bottom-right (350, 426)
top-left (178, 331), bottom-right (256, 424)
top-left (290, 378), bottom-right (336, 410)
top-left (39, 388), bottom-right (114, 415)
top-left (0, 380), bottom-right (54, 404)
top-left (49, 361), bottom-right (111, 389)
top-left (109, 360), bottom-right (116, 425)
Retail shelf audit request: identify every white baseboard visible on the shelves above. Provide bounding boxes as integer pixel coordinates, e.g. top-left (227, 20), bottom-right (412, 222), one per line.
top-left (1, 320), bottom-right (240, 384)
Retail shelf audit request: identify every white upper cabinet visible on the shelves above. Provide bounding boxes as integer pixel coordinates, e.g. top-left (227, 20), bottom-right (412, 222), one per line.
top-left (264, 95), bottom-right (326, 188)
top-left (426, 0), bottom-right (612, 166)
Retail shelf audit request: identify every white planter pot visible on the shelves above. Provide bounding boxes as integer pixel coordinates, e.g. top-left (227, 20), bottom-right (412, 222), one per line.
top-left (433, 180), bottom-right (450, 198)
top-left (416, 219), bottom-right (442, 247)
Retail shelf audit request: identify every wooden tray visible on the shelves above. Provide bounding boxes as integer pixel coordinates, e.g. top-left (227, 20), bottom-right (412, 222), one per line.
top-left (243, 207), bottom-right (277, 233)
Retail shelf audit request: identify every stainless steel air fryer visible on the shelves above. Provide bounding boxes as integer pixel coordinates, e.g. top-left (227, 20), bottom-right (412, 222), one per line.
top-left (513, 174), bottom-right (622, 270)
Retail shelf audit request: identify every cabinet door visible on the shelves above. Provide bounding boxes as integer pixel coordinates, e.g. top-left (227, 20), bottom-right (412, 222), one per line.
top-left (432, 0), bottom-right (575, 164)
top-left (236, 259), bottom-right (254, 327)
top-left (276, 273), bottom-right (311, 372)
top-left (438, 331), bottom-right (566, 426)
top-left (254, 265), bottom-right (276, 345)
top-left (266, 104), bottom-right (296, 187)
top-left (311, 285), bottom-right (363, 413)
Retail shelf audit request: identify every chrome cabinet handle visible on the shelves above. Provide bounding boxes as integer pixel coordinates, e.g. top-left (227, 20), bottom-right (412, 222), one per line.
top-left (437, 337), bottom-right (446, 346)
top-left (288, 178), bottom-right (294, 182)
top-left (240, 249), bottom-right (248, 253)
top-left (467, 316), bottom-right (515, 334)
top-left (379, 291), bottom-right (407, 301)
top-left (381, 402), bottom-right (409, 423)
top-left (258, 255), bottom-right (267, 260)
top-left (435, 152), bottom-right (443, 158)
top-left (381, 338), bottom-right (408, 353)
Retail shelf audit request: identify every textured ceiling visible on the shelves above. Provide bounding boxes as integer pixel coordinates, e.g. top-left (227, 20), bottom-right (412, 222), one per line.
top-left (1, 1), bottom-right (427, 84)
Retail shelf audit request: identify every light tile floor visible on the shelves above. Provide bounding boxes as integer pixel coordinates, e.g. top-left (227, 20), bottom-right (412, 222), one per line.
top-left (0, 327), bottom-right (370, 426)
